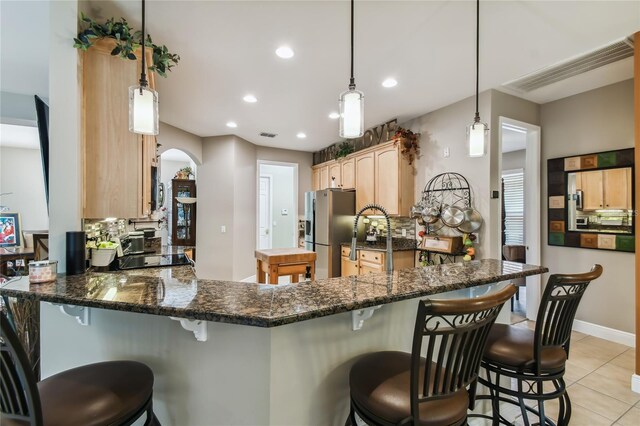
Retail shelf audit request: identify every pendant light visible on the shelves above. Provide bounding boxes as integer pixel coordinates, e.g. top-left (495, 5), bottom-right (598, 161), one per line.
top-left (339, 0), bottom-right (364, 139)
top-left (467, 0), bottom-right (488, 157)
top-left (129, 0), bottom-right (159, 135)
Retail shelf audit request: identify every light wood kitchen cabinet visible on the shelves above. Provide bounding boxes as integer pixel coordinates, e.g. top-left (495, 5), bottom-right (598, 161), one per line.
top-left (82, 38), bottom-right (156, 218)
top-left (581, 170), bottom-right (604, 210)
top-left (312, 168), bottom-right (320, 191)
top-left (319, 165), bottom-right (329, 190)
top-left (375, 145), bottom-right (401, 215)
top-left (355, 152), bottom-right (375, 214)
top-left (341, 158), bottom-right (355, 189)
top-left (328, 162), bottom-right (341, 188)
top-left (603, 168), bottom-right (631, 209)
top-left (340, 248), bottom-right (415, 277)
top-left (578, 168), bottom-right (632, 210)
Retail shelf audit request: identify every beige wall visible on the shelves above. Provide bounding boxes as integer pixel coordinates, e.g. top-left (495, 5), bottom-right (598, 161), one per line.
top-left (540, 79), bottom-right (634, 333)
top-left (158, 121), bottom-right (203, 165)
top-left (196, 137), bottom-right (311, 280)
top-left (0, 147), bottom-right (49, 231)
top-left (401, 92), bottom-right (492, 257)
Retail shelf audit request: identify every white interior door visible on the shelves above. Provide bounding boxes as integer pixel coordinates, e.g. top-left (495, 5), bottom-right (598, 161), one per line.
top-left (259, 176), bottom-right (272, 249)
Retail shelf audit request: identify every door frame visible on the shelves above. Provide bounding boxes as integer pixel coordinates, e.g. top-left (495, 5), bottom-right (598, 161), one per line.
top-left (256, 160), bottom-right (299, 249)
top-left (498, 116), bottom-right (542, 320)
top-left (258, 174), bottom-right (273, 249)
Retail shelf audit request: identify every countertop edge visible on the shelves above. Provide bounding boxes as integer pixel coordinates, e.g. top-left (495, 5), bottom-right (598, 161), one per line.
top-left (0, 265), bottom-right (547, 328)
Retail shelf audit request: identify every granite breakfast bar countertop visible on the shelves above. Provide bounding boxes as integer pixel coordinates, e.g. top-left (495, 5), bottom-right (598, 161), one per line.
top-left (0, 259), bottom-right (546, 327)
top-left (340, 237), bottom-right (417, 252)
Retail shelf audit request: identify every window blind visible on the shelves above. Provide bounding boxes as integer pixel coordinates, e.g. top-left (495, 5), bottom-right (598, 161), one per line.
top-left (502, 170), bottom-right (525, 245)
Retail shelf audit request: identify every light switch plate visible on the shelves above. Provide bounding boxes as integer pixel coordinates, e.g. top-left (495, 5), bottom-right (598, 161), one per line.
top-left (443, 147), bottom-right (450, 158)
top-left (401, 229), bottom-right (407, 237)
top-left (220, 225), bottom-right (226, 233)
top-left (281, 209), bottom-right (288, 215)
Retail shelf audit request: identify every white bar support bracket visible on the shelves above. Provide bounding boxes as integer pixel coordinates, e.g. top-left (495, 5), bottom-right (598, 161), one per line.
top-left (352, 305), bottom-right (382, 331)
top-left (53, 304), bottom-right (90, 326)
top-left (170, 317), bottom-right (208, 342)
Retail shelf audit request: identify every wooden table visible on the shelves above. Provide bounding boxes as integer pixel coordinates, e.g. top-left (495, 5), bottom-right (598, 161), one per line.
top-left (255, 248), bottom-right (316, 285)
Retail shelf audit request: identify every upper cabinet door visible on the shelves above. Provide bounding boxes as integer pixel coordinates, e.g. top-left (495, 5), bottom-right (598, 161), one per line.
top-left (312, 168), bottom-right (320, 191)
top-left (355, 152), bottom-right (375, 213)
top-left (375, 145), bottom-right (400, 216)
top-left (328, 162), bottom-right (341, 188)
top-left (341, 158), bottom-right (355, 189)
top-left (82, 38), bottom-right (142, 219)
top-left (319, 166), bottom-right (330, 190)
top-left (581, 170), bottom-right (604, 210)
top-left (603, 168), bottom-right (630, 209)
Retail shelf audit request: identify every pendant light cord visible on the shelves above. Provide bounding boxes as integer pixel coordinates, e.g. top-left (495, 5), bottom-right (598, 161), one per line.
top-left (139, 0), bottom-right (148, 89)
top-left (349, 0), bottom-right (355, 89)
top-left (474, 0), bottom-right (480, 122)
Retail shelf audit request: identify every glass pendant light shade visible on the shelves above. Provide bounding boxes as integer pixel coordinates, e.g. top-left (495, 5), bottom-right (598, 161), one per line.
top-left (129, 85), bottom-right (159, 135)
top-left (339, 88), bottom-right (364, 138)
top-left (467, 120), bottom-right (488, 157)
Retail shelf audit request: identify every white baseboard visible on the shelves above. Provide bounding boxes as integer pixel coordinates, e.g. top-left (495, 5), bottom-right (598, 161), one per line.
top-left (240, 275), bottom-right (257, 283)
top-left (632, 374), bottom-right (640, 394)
top-left (572, 319), bottom-right (635, 348)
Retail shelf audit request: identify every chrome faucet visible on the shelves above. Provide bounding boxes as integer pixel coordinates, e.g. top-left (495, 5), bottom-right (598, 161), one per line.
top-left (350, 204), bottom-right (393, 272)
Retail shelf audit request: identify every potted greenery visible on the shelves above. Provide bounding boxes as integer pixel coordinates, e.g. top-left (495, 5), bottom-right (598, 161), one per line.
top-left (335, 141), bottom-right (354, 160)
top-left (73, 13), bottom-right (180, 77)
top-left (392, 127), bottom-right (421, 165)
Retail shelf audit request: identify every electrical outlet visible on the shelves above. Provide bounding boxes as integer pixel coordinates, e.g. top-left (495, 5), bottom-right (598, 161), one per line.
top-left (443, 147), bottom-right (450, 158)
top-left (401, 229), bottom-right (407, 237)
top-left (221, 225), bottom-right (226, 233)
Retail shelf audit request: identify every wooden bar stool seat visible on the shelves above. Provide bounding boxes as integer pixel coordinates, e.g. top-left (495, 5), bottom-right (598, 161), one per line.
top-left (255, 248), bottom-right (316, 284)
top-left (345, 285), bottom-right (517, 426)
top-left (1, 313), bottom-right (160, 426)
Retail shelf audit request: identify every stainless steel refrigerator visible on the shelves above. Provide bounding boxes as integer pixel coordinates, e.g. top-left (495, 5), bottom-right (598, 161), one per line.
top-left (304, 189), bottom-right (355, 279)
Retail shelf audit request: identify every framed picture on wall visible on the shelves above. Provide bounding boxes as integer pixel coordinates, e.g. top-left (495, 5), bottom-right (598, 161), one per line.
top-left (0, 212), bottom-right (22, 248)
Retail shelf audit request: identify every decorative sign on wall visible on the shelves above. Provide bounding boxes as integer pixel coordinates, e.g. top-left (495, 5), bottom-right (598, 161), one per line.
top-left (547, 148), bottom-right (635, 253)
top-left (313, 118), bottom-right (398, 165)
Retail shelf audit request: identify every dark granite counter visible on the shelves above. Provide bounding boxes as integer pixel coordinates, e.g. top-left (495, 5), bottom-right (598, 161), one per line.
top-left (341, 237), bottom-right (417, 252)
top-left (0, 259), bottom-right (546, 327)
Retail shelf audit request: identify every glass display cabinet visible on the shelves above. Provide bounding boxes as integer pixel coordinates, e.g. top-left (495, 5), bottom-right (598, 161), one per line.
top-left (170, 178), bottom-right (197, 247)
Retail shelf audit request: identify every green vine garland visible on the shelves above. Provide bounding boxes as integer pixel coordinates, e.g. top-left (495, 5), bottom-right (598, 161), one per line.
top-left (73, 13), bottom-right (180, 77)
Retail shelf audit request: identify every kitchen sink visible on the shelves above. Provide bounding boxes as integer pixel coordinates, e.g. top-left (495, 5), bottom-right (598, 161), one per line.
top-left (117, 253), bottom-right (192, 270)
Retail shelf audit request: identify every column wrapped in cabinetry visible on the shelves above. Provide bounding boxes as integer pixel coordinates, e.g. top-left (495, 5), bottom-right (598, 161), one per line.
top-left (82, 38), bottom-right (156, 218)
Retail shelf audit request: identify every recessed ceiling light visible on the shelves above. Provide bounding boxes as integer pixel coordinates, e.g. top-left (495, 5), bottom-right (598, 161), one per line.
top-left (243, 94), bottom-right (257, 103)
top-left (275, 46), bottom-right (294, 59)
top-left (382, 78), bottom-right (398, 88)
top-left (296, 132), bottom-right (307, 139)
top-left (328, 112), bottom-right (340, 119)
top-left (226, 121), bottom-right (238, 128)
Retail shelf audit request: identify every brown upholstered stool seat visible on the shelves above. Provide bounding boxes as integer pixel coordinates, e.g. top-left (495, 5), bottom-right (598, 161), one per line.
top-left (484, 324), bottom-right (567, 373)
top-left (349, 351), bottom-right (468, 426)
top-left (36, 361), bottom-right (154, 426)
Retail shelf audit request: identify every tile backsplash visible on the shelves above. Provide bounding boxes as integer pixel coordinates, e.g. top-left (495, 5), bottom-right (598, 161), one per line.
top-left (388, 217), bottom-right (417, 239)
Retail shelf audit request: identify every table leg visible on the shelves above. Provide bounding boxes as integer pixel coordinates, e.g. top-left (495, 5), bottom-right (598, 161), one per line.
top-left (291, 274), bottom-right (299, 283)
top-left (256, 260), bottom-right (266, 284)
top-left (309, 262), bottom-right (315, 281)
top-left (269, 265), bottom-right (279, 285)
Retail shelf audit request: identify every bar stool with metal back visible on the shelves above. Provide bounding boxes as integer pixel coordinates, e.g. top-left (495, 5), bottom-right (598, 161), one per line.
top-left (0, 313), bottom-right (161, 426)
top-left (345, 284), bottom-right (517, 426)
top-left (475, 264), bottom-right (603, 426)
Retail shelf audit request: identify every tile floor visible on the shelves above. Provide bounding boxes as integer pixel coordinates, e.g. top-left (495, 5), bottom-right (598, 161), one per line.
top-left (470, 320), bottom-right (638, 426)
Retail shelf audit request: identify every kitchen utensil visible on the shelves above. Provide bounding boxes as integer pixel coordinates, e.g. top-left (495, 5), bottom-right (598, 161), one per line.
top-left (421, 205), bottom-right (440, 224)
top-left (440, 205), bottom-right (464, 228)
top-left (457, 208), bottom-right (483, 233)
top-left (410, 204), bottom-right (424, 219)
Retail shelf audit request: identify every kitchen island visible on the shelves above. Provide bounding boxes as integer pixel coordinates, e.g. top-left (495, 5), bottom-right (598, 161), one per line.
top-left (1, 260), bottom-right (546, 425)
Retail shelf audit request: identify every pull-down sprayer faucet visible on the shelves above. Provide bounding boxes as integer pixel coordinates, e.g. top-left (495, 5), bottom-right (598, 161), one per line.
top-left (350, 204), bottom-right (393, 272)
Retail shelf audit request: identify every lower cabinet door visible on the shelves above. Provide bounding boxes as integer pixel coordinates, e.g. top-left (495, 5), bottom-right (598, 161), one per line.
top-left (341, 256), bottom-right (359, 277)
top-left (359, 261), bottom-right (384, 275)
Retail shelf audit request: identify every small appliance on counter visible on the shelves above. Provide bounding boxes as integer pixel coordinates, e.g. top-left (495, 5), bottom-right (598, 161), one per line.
top-left (575, 217), bottom-right (589, 229)
top-left (128, 231), bottom-right (145, 254)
